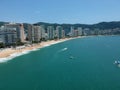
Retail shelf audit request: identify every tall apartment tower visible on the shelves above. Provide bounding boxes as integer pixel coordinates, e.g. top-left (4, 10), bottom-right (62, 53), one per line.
top-left (74, 30), bottom-right (79, 37)
top-left (28, 25), bottom-right (42, 42)
top-left (62, 30), bottom-right (65, 38)
top-left (19, 24), bottom-right (25, 42)
top-left (5, 23), bottom-right (25, 42)
top-left (70, 26), bottom-right (74, 37)
top-left (34, 26), bottom-right (41, 42)
top-left (27, 24), bottom-right (34, 42)
top-left (0, 26), bottom-right (17, 45)
top-left (56, 26), bottom-right (63, 39)
top-left (40, 25), bottom-right (46, 39)
top-left (47, 26), bottom-right (54, 40)
top-left (78, 27), bottom-right (83, 36)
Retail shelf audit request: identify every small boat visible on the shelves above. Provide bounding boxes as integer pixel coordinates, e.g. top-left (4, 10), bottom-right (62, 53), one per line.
top-left (114, 61), bottom-right (120, 67)
top-left (69, 56), bottom-right (74, 59)
top-left (114, 60), bottom-right (120, 65)
top-left (63, 48), bottom-right (67, 50)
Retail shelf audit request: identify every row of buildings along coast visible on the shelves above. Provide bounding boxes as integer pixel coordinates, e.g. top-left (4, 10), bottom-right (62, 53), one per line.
top-left (0, 23), bottom-right (83, 47)
top-left (27, 25), bottom-right (66, 43)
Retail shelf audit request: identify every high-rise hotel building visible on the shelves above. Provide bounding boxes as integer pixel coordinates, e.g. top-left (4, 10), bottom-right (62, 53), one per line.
top-left (77, 27), bottom-right (83, 36)
top-left (0, 26), bottom-right (17, 45)
top-left (56, 26), bottom-right (64, 39)
top-left (27, 24), bottom-right (34, 42)
top-left (47, 26), bottom-right (54, 40)
top-left (19, 24), bottom-right (25, 42)
top-left (4, 23), bottom-right (25, 42)
top-left (0, 23), bottom-right (25, 45)
top-left (34, 26), bottom-right (41, 42)
top-left (62, 30), bottom-right (65, 38)
top-left (40, 25), bottom-right (46, 39)
top-left (70, 26), bottom-right (75, 37)
top-left (28, 25), bottom-right (46, 42)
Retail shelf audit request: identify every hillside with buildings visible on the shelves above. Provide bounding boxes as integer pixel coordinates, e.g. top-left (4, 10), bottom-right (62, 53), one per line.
top-left (0, 21), bottom-right (120, 48)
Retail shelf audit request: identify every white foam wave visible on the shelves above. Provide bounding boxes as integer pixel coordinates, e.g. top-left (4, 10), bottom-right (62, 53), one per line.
top-left (43, 44), bottom-right (51, 47)
top-left (0, 58), bottom-right (9, 63)
top-left (32, 48), bottom-right (40, 51)
top-left (0, 49), bottom-right (38, 63)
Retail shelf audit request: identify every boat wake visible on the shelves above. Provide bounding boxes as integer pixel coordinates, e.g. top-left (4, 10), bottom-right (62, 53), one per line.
top-left (61, 48), bottom-right (68, 51)
top-left (58, 48), bottom-right (68, 53)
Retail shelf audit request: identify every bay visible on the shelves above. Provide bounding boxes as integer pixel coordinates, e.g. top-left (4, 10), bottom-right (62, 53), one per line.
top-left (0, 36), bottom-right (120, 90)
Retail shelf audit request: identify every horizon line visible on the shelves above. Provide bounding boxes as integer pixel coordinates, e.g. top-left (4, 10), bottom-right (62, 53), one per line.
top-left (0, 20), bottom-right (120, 25)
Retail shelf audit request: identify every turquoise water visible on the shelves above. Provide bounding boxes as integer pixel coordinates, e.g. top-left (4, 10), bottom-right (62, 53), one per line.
top-left (0, 36), bottom-right (120, 90)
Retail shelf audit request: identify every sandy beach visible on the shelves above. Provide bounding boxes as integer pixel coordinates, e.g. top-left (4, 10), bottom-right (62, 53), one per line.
top-left (0, 37), bottom-right (83, 62)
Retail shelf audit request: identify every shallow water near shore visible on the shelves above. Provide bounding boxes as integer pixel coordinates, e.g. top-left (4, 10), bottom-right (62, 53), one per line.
top-left (0, 39), bottom-right (71, 63)
top-left (0, 36), bottom-right (120, 90)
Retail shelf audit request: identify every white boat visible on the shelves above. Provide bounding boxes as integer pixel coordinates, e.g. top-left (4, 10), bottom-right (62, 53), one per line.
top-left (63, 48), bottom-right (67, 50)
top-left (114, 60), bottom-right (120, 64)
top-left (62, 48), bottom-right (68, 51)
top-left (114, 61), bottom-right (120, 67)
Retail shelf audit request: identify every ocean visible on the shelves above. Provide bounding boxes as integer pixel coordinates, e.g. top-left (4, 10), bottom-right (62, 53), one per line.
top-left (0, 36), bottom-right (120, 90)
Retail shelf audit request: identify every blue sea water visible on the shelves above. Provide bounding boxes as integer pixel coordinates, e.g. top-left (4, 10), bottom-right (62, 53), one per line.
top-left (0, 36), bottom-right (120, 90)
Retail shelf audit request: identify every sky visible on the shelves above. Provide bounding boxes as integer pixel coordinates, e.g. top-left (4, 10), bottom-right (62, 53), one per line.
top-left (0, 0), bottom-right (120, 24)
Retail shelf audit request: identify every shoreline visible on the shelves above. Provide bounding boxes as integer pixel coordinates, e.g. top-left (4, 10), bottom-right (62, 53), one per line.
top-left (0, 36), bottom-right (83, 63)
